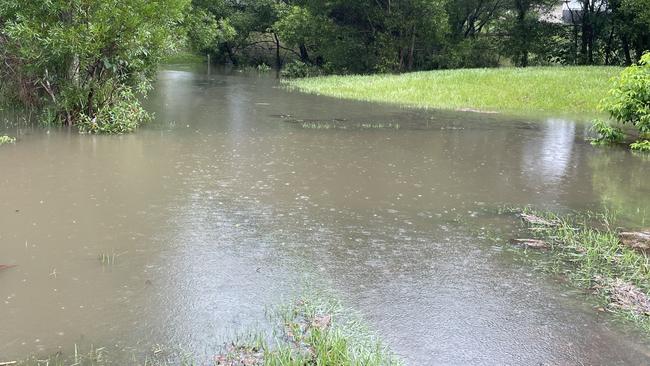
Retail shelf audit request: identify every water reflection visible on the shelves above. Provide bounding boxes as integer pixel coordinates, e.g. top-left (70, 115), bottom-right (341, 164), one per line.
top-left (589, 149), bottom-right (650, 225)
top-left (525, 119), bottom-right (576, 183)
top-left (520, 119), bottom-right (577, 206)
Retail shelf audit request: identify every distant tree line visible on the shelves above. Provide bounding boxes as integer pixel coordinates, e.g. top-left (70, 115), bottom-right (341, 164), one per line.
top-left (186, 0), bottom-right (650, 73)
top-left (1, 0), bottom-right (648, 131)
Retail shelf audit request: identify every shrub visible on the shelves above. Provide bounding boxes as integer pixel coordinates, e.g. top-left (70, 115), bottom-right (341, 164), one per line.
top-left (594, 52), bottom-right (650, 149)
top-left (590, 118), bottom-right (625, 145)
top-left (257, 63), bottom-right (272, 72)
top-left (630, 139), bottom-right (650, 151)
top-left (281, 60), bottom-right (321, 78)
top-left (77, 88), bottom-right (151, 134)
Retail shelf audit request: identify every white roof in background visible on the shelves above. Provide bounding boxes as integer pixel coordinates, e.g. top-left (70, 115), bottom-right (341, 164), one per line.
top-left (542, 0), bottom-right (609, 24)
top-left (563, 0), bottom-right (582, 10)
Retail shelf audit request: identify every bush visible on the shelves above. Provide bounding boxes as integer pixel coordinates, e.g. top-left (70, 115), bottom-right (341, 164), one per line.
top-left (77, 88), bottom-right (151, 134)
top-left (257, 63), bottom-right (272, 72)
top-left (281, 60), bottom-right (321, 78)
top-left (590, 118), bottom-right (625, 145)
top-left (630, 139), bottom-right (650, 151)
top-left (594, 52), bottom-right (650, 149)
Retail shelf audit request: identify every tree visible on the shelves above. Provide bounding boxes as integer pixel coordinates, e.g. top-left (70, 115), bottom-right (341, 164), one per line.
top-left (619, 0), bottom-right (650, 63)
top-left (0, 0), bottom-right (189, 132)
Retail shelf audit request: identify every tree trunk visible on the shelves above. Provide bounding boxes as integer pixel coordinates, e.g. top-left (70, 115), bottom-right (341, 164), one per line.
top-left (580, 0), bottom-right (591, 64)
top-left (274, 33), bottom-right (282, 70)
top-left (299, 43), bottom-right (310, 64)
top-left (605, 26), bottom-right (615, 65)
top-left (407, 26), bottom-right (416, 71)
top-left (225, 43), bottom-right (237, 66)
top-left (622, 34), bottom-right (632, 65)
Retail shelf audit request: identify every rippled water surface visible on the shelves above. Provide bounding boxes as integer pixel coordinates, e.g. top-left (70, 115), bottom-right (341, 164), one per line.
top-left (1, 65), bottom-right (649, 365)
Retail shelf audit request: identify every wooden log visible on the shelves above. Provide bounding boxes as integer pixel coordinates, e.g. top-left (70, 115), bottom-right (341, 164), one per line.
top-left (511, 238), bottom-right (549, 249)
top-left (619, 231), bottom-right (650, 253)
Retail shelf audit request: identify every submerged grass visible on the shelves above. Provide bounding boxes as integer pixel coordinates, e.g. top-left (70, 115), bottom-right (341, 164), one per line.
top-left (10, 293), bottom-right (400, 366)
top-left (516, 208), bottom-right (650, 333)
top-left (0, 135), bottom-right (16, 145)
top-left (299, 122), bottom-right (400, 130)
top-left (284, 66), bottom-right (621, 117)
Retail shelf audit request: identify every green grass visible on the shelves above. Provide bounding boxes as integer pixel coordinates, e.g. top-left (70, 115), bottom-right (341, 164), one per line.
top-left (284, 66), bottom-right (622, 117)
top-left (11, 293), bottom-right (400, 366)
top-left (162, 51), bottom-right (206, 64)
top-left (0, 135), bottom-right (16, 145)
top-left (516, 209), bottom-right (650, 333)
top-left (263, 295), bottom-right (400, 366)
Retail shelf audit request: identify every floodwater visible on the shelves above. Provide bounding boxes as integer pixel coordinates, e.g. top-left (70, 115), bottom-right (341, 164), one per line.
top-left (1, 65), bottom-right (649, 365)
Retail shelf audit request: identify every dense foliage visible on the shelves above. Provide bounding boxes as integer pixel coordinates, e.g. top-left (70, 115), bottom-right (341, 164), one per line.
top-left (593, 53), bottom-right (650, 150)
top-left (188, 0), bottom-right (650, 73)
top-left (1, 0), bottom-right (650, 132)
top-left (0, 0), bottom-right (189, 132)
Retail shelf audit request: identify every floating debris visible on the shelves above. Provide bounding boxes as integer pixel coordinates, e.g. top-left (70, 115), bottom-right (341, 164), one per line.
top-left (608, 279), bottom-right (650, 315)
top-left (511, 238), bottom-right (549, 249)
top-left (311, 314), bottom-right (332, 330)
top-left (214, 343), bottom-right (263, 366)
top-left (618, 231), bottom-right (650, 253)
top-left (455, 108), bottom-right (499, 114)
top-left (519, 213), bottom-right (558, 227)
top-left (0, 265), bottom-right (16, 272)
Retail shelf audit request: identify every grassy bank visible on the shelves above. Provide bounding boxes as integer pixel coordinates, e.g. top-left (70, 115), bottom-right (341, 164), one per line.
top-left (285, 66), bottom-right (621, 117)
top-left (10, 293), bottom-right (400, 366)
top-left (162, 51), bottom-right (206, 64)
top-left (514, 209), bottom-right (650, 333)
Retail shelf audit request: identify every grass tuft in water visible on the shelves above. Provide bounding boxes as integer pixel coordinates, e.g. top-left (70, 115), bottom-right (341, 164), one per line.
top-left (97, 251), bottom-right (126, 266)
top-left (214, 293), bottom-right (400, 365)
top-left (0, 135), bottom-right (16, 145)
top-left (98, 253), bottom-right (116, 266)
top-left (516, 208), bottom-right (650, 333)
top-left (12, 345), bottom-right (108, 366)
top-left (299, 122), bottom-right (400, 130)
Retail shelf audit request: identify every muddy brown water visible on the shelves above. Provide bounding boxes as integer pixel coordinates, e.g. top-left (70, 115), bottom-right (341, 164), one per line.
top-left (1, 65), bottom-right (649, 365)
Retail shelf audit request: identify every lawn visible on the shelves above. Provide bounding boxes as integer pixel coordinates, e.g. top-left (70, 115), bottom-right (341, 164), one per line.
top-left (284, 66), bottom-right (622, 117)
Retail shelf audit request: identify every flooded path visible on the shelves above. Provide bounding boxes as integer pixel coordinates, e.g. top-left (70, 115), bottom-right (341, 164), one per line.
top-left (1, 65), bottom-right (649, 365)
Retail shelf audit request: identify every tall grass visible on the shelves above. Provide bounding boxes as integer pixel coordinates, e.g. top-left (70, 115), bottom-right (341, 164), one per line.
top-left (285, 67), bottom-right (621, 117)
top-left (517, 209), bottom-right (650, 333)
top-left (264, 295), bottom-right (400, 366)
